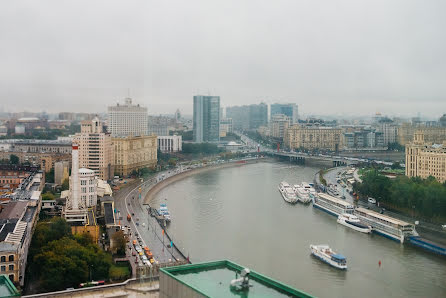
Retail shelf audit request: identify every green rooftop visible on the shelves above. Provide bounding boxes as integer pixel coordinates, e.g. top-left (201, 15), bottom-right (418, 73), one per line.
top-left (0, 275), bottom-right (20, 297)
top-left (160, 260), bottom-right (313, 298)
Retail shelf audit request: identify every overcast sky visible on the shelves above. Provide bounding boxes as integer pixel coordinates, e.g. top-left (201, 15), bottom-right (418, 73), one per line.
top-left (0, 0), bottom-right (445, 118)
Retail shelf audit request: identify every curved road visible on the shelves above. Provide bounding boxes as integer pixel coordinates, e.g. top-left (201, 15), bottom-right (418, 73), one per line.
top-left (113, 171), bottom-right (186, 265)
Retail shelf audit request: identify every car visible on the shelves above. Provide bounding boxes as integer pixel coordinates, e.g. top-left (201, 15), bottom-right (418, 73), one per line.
top-left (442, 224), bottom-right (446, 230)
top-left (368, 198), bottom-right (377, 204)
top-left (139, 251), bottom-right (144, 256)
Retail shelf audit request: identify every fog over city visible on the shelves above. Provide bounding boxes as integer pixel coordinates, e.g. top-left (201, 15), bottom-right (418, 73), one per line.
top-left (1, 0), bottom-right (445, 117)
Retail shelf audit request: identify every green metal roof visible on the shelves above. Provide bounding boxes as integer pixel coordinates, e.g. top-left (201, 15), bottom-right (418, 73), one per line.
top-left (0, 275), bottom-right (20, 297)
top-left (160, 260), bottom-right (313, 298)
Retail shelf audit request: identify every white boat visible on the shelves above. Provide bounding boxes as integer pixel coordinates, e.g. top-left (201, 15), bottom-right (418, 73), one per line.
top-left (278, 182), bottom-right (298, 204)
top-left (302, 182), bottom-right (317, 198)
top-left (159, 203), bottom-right (171, 221)
top-left (337, 213), bottom-right (372, 233)
top-left (293, 184), bottom-right (312, 204)
top-left (354, 207), bottom-right (417, 243)
top-left (310, 244), bottom-right (347, 270)
top-left (313, 193), bottom-right (354, 217)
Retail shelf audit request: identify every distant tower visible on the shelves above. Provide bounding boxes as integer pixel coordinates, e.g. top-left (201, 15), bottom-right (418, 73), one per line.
top-left (175, 109), bottom-right (181, 122)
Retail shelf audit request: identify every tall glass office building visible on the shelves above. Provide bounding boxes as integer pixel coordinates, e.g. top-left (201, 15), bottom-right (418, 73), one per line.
top-left (271, 103), bottom-right (299, 123)
top-left (193, 95), bottom-right (220, 143)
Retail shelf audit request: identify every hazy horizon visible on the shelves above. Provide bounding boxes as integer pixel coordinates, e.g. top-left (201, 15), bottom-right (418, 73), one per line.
top-left (1, 1), bottom-right (445, 117)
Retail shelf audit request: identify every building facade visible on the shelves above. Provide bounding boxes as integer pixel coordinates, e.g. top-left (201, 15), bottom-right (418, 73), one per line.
top-left (74, 118), bottom-right (114, 180)
top-left (343, 130), bottom-right (384, 150)
top-left (270, 103), bottom-right (298, 123)
top-left (406, 133), bottom-right (446, 183)
top-left (248, 103), bottom-right (268, 130)
top-left (193, 95), bottom-right (220, 143)
top-left (270, 114), bottom-right (290, 139)
top-left (376, 119), bottom-right (398, 145)
top-left (284, 125), bottom-right (343, 152)
top-left (107, 98), bottom-right (148, 137)
top-left (157, 135), bottom-right (182, 153)
top-left (398, 123), bottom-right (446, 145)
top-left (78, 168), bottom-right (97, 207)
top-left (113, 135), bottom-right (157, 176)
top-left (219, 118), bottom-right (233, 137)
top-left (54, 161), bottom-right (70, 185)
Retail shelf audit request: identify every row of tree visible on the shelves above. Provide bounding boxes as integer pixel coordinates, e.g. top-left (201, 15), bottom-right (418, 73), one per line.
top-left (353, 171), bottom-right (446, 222)
top-left (27, 218), bottom-right (113, 292)
top-left (182, 142), bottom-right (224, 155)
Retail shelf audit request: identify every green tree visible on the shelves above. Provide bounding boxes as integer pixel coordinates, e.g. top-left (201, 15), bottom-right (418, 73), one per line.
top-left (111, 230), bottom-right (127, 256)
top-left (61, 178), bottom-right (69, 191)
top-left (46, 167), bottom-right (55, 183)
top-left (10, 154), bottom-right (19, 164)
top-left (42, 192), bottom-right (55, 200)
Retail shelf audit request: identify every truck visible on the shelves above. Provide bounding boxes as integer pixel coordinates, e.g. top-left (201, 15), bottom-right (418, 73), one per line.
top-left (127, 214), bottom-right (131, 221)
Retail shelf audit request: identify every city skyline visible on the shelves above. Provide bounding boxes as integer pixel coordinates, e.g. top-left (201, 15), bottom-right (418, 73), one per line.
top-left (1, 1), bottom-right (446, 117)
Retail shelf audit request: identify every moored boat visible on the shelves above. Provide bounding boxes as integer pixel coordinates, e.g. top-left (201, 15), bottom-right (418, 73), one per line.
top-left (310, 244), bottom-right (347, 270)
top-left (159, 203), bottom-right (171, 222)
top-left (354, 207), bottom-right (417, 243)
top-left (294, 185), bottom-right (312, 203)
top-left (313, 193), bottom-right (354, 217)
top-left (278, 182), bottom-right (298, 204)
top-left (337, 213), bottom-right (371, 233)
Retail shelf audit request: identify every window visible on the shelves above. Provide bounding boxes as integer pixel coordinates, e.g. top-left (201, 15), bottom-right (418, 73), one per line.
top-left (1, 266), bottom-right (5, 272)
top-left (8, 255), bottom-right (13, 262)
top-left (8, 265), bottom-right (13, 271)
top-left (0, 256), bottom-right (5, 262)
top-left (8, 274), bottom-right (13, 282)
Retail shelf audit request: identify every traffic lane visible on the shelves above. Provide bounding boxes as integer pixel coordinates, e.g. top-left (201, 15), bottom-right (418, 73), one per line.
top-left (123, 184), bottom-right (182, 263)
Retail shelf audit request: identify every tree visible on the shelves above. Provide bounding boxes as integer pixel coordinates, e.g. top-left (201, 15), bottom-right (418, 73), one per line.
top-left (61, 178), bottom-right (69, 191)
top-left (42, 192), bottom-right (55, 200)
top-left (9, 154), bottom-right (19, 165)
top-left (46, 168), bottom-right (55, 183)
top-left (111, 230), bottom-right (127, 256)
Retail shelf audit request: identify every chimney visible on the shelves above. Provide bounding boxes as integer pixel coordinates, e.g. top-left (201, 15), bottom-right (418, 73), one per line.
top-left (71, 144), bottom-right (80, 210)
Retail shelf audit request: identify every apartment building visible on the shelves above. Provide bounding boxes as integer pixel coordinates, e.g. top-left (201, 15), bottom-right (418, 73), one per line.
top-left (405, 132), bottom-right (446, 183)
top-left (74, 118), bottom-right (114, 180)
top-left (284, 125), bottom-right (343, 152)
top-left (113, 135), bottom-right (157, 176)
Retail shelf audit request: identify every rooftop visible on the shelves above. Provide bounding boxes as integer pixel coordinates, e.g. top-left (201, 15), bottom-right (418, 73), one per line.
top-left (0, 201), bottom-right (28, 220)
top-left (161, 260), bottom-right (313, 298)
top-left (0, 274), bottom-right (20, 297)
top-left (355, 207), bottom-right (413, 227)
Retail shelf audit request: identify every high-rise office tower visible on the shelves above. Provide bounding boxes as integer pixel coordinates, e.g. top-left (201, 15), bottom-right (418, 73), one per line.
top-left (107, 98), bottom-right (148, 137)
top-left (270, 103), bottom-right (299, 124)
top-left (193, 95), bottom-right (220, 143)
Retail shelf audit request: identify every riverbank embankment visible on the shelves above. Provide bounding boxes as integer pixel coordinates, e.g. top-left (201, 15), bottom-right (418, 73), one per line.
top-left (144, 158), bottom-right (268, 204)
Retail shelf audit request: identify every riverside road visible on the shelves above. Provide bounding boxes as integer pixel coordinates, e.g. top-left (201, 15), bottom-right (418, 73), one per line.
top-left (113, 172), bottom-right (186, 265)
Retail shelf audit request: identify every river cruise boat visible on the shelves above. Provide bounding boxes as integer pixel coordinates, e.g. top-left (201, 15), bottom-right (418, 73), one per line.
top-left (310, 244), bottom-right (347, 270)
top-left (293, 184), bottom-right (312, 204)
top-left (313, 193), bottom-right (354, 217)
top-left (337, 213), bottom-right (372, 233)
top-left (301, 182), bottom-right (317, 198)
top-left (159, 203), bottom-right (171, 222)
top-left (278, 182), bottom-right (298, 203)
top-left (354, 207), bottom-right (417, 243)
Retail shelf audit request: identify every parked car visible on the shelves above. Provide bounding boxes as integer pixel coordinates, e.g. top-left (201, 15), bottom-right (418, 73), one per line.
top-left (368, 198), bottom-right (377, 204)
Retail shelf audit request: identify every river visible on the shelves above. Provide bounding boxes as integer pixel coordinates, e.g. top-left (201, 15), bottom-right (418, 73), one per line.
top-left (151, 161), bottom-right (446, 298)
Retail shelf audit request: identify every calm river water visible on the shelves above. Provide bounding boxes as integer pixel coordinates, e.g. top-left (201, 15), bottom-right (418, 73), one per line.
top-left (152, 162), bottom-right (446, 298)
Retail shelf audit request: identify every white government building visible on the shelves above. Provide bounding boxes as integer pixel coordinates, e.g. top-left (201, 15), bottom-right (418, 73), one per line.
top-left (107, 98), bottom-right (148, 137)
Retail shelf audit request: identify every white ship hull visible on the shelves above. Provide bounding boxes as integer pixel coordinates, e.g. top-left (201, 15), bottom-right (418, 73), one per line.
top-left (278, 186), bottom-right (298, 204)
top-left (337, 217), bottom-right (371, 234)
top-left (310, 245), bottom-right (347, 270)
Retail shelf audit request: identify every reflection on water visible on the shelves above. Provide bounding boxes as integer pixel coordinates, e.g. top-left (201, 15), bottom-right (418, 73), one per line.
top-left (152, 162), bottom-right (446, 298)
